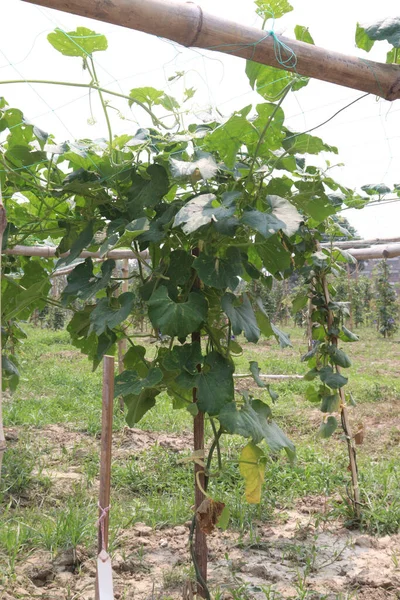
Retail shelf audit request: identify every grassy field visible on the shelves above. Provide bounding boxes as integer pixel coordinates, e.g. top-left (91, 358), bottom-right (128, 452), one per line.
top-left (1, 324), bottom-right (400, 599)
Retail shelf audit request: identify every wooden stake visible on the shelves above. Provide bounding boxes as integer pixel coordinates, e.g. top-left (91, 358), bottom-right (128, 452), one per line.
top-left (95, 355), bottom-right (115, 600)
top-left (192, 331), bottom-right (207, 598)
top-left (20, 0), bottom-right (400, 100)
top-left (116, 259), bottom-right (129, 412)
top-left (347, 264), bottom-right (354, 331)
top-left (0, 186), bottom-right (7, 478)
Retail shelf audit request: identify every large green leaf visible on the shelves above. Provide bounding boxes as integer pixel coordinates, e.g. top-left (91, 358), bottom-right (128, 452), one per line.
top-left (57, 220), bottom-right (95, 267)
top-left (246, 62), bottom-right (294, 101)
top-left (197, 351), bottom-right (234, 416)
top-left (241, 196), bottom-right (302, 239)
top-left (125, 388), bottom-right (161, 426)
top-left (148, 287), bottom-right (207, 338)
top-left (194, 248), bottom-right (242, 290)
top-left (128, 164), bottom-right (169, 217)
top-left (239, 442), bottom-right (267, 504)
top-left (319, 366), bottom-right (348, 389)
top-left (363, 18), bottom-right (400, 48)
top-left (61, 259), bottom-right (115, 304)
top-left (283, 132), bottom-right (338, 155)
top-left (114, 367), bottom-right (163, 397)
top-left (205, 107), bottom-right (257, 167)
top-left (221, 293), bottom-right (260, 343)
top-left (47, 27), bottom-right (108, 57)
top-left (89, 293), bottom-right (135, 335)
top-left (173, 193), bottom-right (237, 235)
top-left (256, 234), bottom-right (292, 274)
top-left (219, 398), bottom-right (295, 458)
top-left (166, 250), bottom-right (194, 287)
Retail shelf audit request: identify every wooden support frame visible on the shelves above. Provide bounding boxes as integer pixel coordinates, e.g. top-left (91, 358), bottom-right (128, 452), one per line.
top-left (20, 0), bottom-right (400, 101)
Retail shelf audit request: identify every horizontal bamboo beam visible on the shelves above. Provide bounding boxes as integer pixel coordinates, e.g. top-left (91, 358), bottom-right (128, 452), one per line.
top-left (5, 243), bottom-right (400, 262)
top-left (322, 236), bottom-right (400, 249)
top-left (234, 373), bottom-right (304, 380)
top-left (5, 245), bottom-right (146, 260)
top-left (20, 0), bottom-right (400, 101)
top-left (343, 243), bottom-right (400, 260)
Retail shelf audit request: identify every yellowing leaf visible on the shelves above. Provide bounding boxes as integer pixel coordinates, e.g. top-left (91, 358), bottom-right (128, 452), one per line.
top-left (239, 442), bottom-right (266, 504)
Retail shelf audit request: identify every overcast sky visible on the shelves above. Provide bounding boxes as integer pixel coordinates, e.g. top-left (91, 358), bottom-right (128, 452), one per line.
top-left (1, 0), bottom-right (400, 238)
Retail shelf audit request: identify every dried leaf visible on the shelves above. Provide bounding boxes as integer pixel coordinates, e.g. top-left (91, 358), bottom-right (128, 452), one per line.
top-left (196, 498), bottom-right (226, 534)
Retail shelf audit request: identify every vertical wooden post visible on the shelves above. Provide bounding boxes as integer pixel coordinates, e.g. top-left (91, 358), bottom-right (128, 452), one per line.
top-left (0, 187), bottom-right (7, 478)
top-left (95, 355), bottom-right (114, 600)
top-left (117, 259), bottom-right (129, 412)
top-left (191, 246), bottom-right (207, 598)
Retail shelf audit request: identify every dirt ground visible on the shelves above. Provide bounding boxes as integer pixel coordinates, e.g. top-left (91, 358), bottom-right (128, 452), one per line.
top-left (2, 426), bottom-right (400, 600)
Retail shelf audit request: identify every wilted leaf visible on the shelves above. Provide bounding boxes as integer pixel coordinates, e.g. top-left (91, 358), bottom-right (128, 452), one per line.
top-left (196, 498), bottom-right (226, 534)
top-left (319, 416), bottom-right (338, 438)
top-left (222, 293), bottom-right (260, 343)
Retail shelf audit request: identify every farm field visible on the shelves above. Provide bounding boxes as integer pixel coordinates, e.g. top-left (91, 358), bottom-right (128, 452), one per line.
top-left (1, 325), bottom-right (400, 600)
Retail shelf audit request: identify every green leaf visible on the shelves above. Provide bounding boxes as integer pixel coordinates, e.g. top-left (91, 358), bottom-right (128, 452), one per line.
top-left (62, 259), bottom-right (115, 304)
top-left (241, 195), bottom-right (302, 239)
top-left (292, 292), bottom-right (308, 313)
top-left (283, 132), bottom-right (338, 155)
top-left (305, 384), bottom-right (321, 403)
top-left (128, 87), bottom-right (179, 110)
top-left (123, 345), bottom-right (149, 377)
top-left (355, 23), bottom-right (375, 52)
top-left (162, 342), bottom-right (202, 374)
top-left (387, 48), bottom-right (400, 64)
top-left (320, 394), bottom-right (340, 413)
top-left (173, 194), bottom-right (217, 234)
top-left (194, 247), bottom-right (242, 290)
top-left (326, 346), bottom-right (352, 368)
top-left (114, 367), bottom-right (163, 397)
top-left (249, 361), bottom-right (267, 388)
top-left (294, 25), bottom-right (315, 44)
top-left (205, 106), bottom-right (257, 167)
top-left (239, 442), bottom-right (267, 504)
top-left (246, 62), bottom-right (294, 101)
top-left (219, 398), bottom-right (295, 458)
top-left (197, 351), bottom-right (234, 416)
top-left (221, 293), bottom-right (260, 343)
top-left (339, 326), bottom-right (359, 343)
top-left (271, 323), bottom-right (292, 348)
top-left (361, 183), bottom-right (391, 196)
top-left (363, 17), bottom-right (400, 48)
top-left (319, 416), bottom-right (338, 438)
top-left (57, 221), bottom-right (94, 267)
top-left (166, 250), bottom-right (194, 287)
top-left (255, 298), bottom-right (274, 337)
top-left (125, 388), bottom-right (160, 426)
top-left (216, 506), bottom-right (230, 530)
top-left (128, 164), bottom-right (169, 216)
top-left (255, 0), bottom-right (293, 20)
top-left (89, 293), bottom-right (135, 336)
top-left (47, 27), bottom-right (108, 57)
top-left (256, 234), bottom-right (292, 274)
top-left (148, 287), bottom-right (208, 338)
top-left (319, 366), bottom-right (348, 389)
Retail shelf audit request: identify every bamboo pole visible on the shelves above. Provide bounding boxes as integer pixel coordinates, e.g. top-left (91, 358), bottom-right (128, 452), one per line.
top-left (0, 187), bottom-right (7, 478)
top-left (21, 0), bottom-right (400, 101)
top-left (4, 242), bottom-right (400, 263)
top-left (321, 236), bottom-right (400, 249)
top-left (117, 259), bottom-right (129, 412)
top-left (95, 355), bottom-right (115, 600)
top-left (4, 245), bottom-right (148, 260)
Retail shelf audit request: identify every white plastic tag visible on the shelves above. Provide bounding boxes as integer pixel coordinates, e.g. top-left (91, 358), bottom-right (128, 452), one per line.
top-left (97, 550), bottom-right (114, 600)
